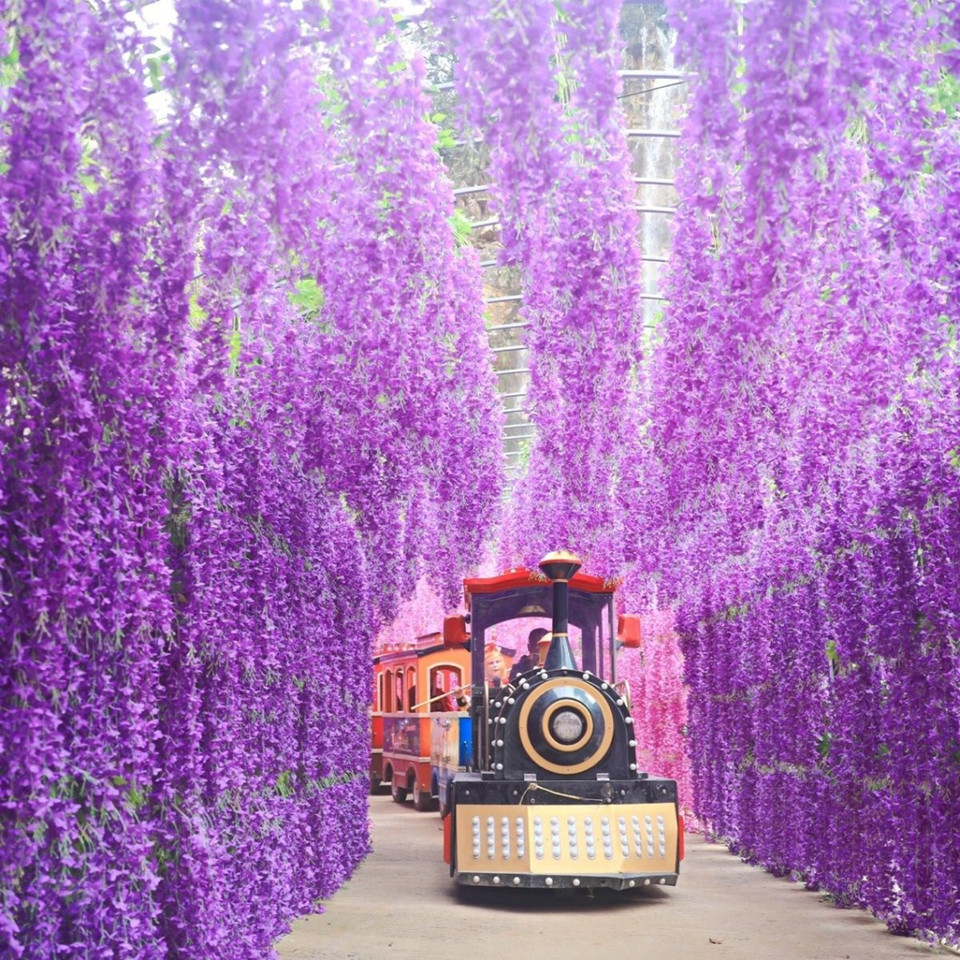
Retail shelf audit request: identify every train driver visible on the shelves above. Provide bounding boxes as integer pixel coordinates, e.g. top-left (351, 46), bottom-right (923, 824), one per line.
top-left (509, 627), bottom-right (550, 683)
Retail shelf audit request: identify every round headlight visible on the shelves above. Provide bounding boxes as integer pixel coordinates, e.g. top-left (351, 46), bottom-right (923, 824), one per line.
top-left (518, 679), bottom-right (614, 774)
top-left (550, 708), bottom-right (586, 745)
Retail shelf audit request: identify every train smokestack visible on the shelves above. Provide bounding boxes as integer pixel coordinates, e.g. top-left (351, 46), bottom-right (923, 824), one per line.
top-left (538, 550), bottom-right (582, 670)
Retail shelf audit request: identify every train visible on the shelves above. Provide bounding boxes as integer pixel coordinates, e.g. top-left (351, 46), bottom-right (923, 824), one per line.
top-left (372, 550), bottom-right (683, 891)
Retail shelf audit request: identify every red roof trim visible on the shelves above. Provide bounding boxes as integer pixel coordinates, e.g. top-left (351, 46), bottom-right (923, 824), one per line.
top-left (463, 567), bottom-right (616, 600)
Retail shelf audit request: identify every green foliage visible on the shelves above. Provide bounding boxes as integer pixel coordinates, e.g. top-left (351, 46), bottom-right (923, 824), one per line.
top-left (448, 208), bottom-right (472, 246)
top-left (289, 277), bottom-right (326, 321)
top-left (146, 53), bottom-right (171, 93)
top-left (427, 110), bottom-right (457, 152)
top-left (228, 325), bottom-right (242, 373)
top-left (825, 639), bottom-right (840, 668)
top-left (274, 769), bottom-right (295, 798)
top-left (926, 69), bottom-right (960, 118)
top-left (0, 27), bottom-right (21, 89)
top-left (188, 292), bottom-right (208, 328)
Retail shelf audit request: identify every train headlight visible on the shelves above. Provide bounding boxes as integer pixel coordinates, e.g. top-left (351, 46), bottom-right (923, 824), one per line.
top-left (517, 680), bottom-right (614, 774)
top-left (541, 698), bottom-right (593, 753)
top-left (549, 708), bottom-right (585, 745)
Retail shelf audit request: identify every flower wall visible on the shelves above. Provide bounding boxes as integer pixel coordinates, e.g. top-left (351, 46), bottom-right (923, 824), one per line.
top-left (434, 0), bottom-right (644, 570)
top-left (616, 607), bottom-right (697, 827)
top-left (0, 1), bottom-right (501, 956)
top-left (631, 0), bottom-right (960, 943)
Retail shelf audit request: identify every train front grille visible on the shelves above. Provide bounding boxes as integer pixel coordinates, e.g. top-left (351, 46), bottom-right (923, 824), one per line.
top-left (454, 801), bottom-right (678, 876)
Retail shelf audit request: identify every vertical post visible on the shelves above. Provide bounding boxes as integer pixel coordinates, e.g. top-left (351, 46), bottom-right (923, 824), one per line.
top-left (607, 597), bottom-right (616, 684)
top-left (470, 622), bottom-right (486, 771)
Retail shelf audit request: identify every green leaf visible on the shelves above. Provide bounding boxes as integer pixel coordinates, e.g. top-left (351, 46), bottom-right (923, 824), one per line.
top-left (0, 32), bottom-right (21, 88)
top-left (825, 639), bottom-right (840, 666)
top-left (147, 56), bottom-right (165, 92)
top-left (188, 293), bottom-right (208, 327)
top-left (228, 327), bottom-right (242, 373)
top-left (289, 277), bottom-right (326, 320)
top-left (448, 209), bottom-right (473, 247)
top-left (926, 69), bottom-right (960, 118)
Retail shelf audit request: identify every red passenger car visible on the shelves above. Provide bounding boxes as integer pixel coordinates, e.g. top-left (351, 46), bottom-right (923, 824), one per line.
top-left (372, 634), bottom-right (471, 810)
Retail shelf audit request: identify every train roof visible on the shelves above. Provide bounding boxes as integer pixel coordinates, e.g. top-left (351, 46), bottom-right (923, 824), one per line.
top-left (462, 568), bottom-right (618, 633)
top-left (462, 567), bottom-right (617, 605)
top-left (374, 637), bottom-right (457, 664)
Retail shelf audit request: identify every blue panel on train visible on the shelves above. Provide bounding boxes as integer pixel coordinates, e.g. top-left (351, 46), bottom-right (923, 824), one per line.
top-left (459, 715), bottom-right (473, 767)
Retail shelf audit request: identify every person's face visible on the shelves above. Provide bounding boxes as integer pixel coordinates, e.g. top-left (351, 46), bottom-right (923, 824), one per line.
top-left (485, 648), bottom-right (505, 679)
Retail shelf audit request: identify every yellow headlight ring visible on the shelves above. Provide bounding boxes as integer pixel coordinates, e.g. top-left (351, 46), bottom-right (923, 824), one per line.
top-left (517, 677), bottom-right (615, 776)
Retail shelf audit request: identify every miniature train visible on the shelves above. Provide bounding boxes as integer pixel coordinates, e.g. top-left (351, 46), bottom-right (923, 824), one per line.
top-left (371, 551), bottom-right (683, 890)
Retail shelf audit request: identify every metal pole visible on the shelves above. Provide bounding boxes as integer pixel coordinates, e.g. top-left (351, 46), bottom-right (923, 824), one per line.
top-left (635, 205), bottom-right (676, 215)
top-left (634, 176), bottom-right (676, 186)
top-left (431, 71), bottom-right (694, 90)
top-left (626, 128), bottom-right (682, 138)
top-left (486, 322), bottom-right (529, 333)
top-left (619, 70), bottom-right (696, 80)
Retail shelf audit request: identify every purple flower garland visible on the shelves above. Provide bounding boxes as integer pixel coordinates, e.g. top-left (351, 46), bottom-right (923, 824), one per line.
top-left (1, 0), bottom-right (501, 955)
top-left (433, 0), bottom-right (643, 572)
top-left (644, 0), bottom-right (960, 943)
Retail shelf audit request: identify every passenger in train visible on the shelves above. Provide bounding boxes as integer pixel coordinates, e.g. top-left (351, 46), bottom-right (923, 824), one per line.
top-left (509, 627), bottom-right (550, 683)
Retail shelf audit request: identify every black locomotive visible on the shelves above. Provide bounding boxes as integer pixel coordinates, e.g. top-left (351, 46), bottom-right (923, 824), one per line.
top-left (441, 551), bottom-right (683, 890)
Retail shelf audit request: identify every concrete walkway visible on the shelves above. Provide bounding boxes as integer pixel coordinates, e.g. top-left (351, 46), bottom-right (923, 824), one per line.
top-left (276, 795), bottom-right (950, 960)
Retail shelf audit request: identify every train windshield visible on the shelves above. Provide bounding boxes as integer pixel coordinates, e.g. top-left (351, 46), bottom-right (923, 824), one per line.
top-left (468, 585), bottom-right (616, 689)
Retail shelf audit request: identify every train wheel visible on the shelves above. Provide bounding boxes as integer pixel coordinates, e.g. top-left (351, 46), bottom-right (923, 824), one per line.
top-left (413, 783), bottom-right (436, 812)
top-left (391, 781), bottom-right (408, 804)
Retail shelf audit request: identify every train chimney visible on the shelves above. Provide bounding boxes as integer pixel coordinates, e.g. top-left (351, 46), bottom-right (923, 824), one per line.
top-left (538, 550), bottom-right (582, 671)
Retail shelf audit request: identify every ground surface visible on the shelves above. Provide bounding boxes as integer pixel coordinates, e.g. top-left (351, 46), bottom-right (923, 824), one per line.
top-left (276, 795), bottom-right (950, 960)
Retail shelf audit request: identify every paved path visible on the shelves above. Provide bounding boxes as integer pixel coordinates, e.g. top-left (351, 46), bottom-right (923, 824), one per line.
top-left (277, 795), bottom-right (949, 960)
